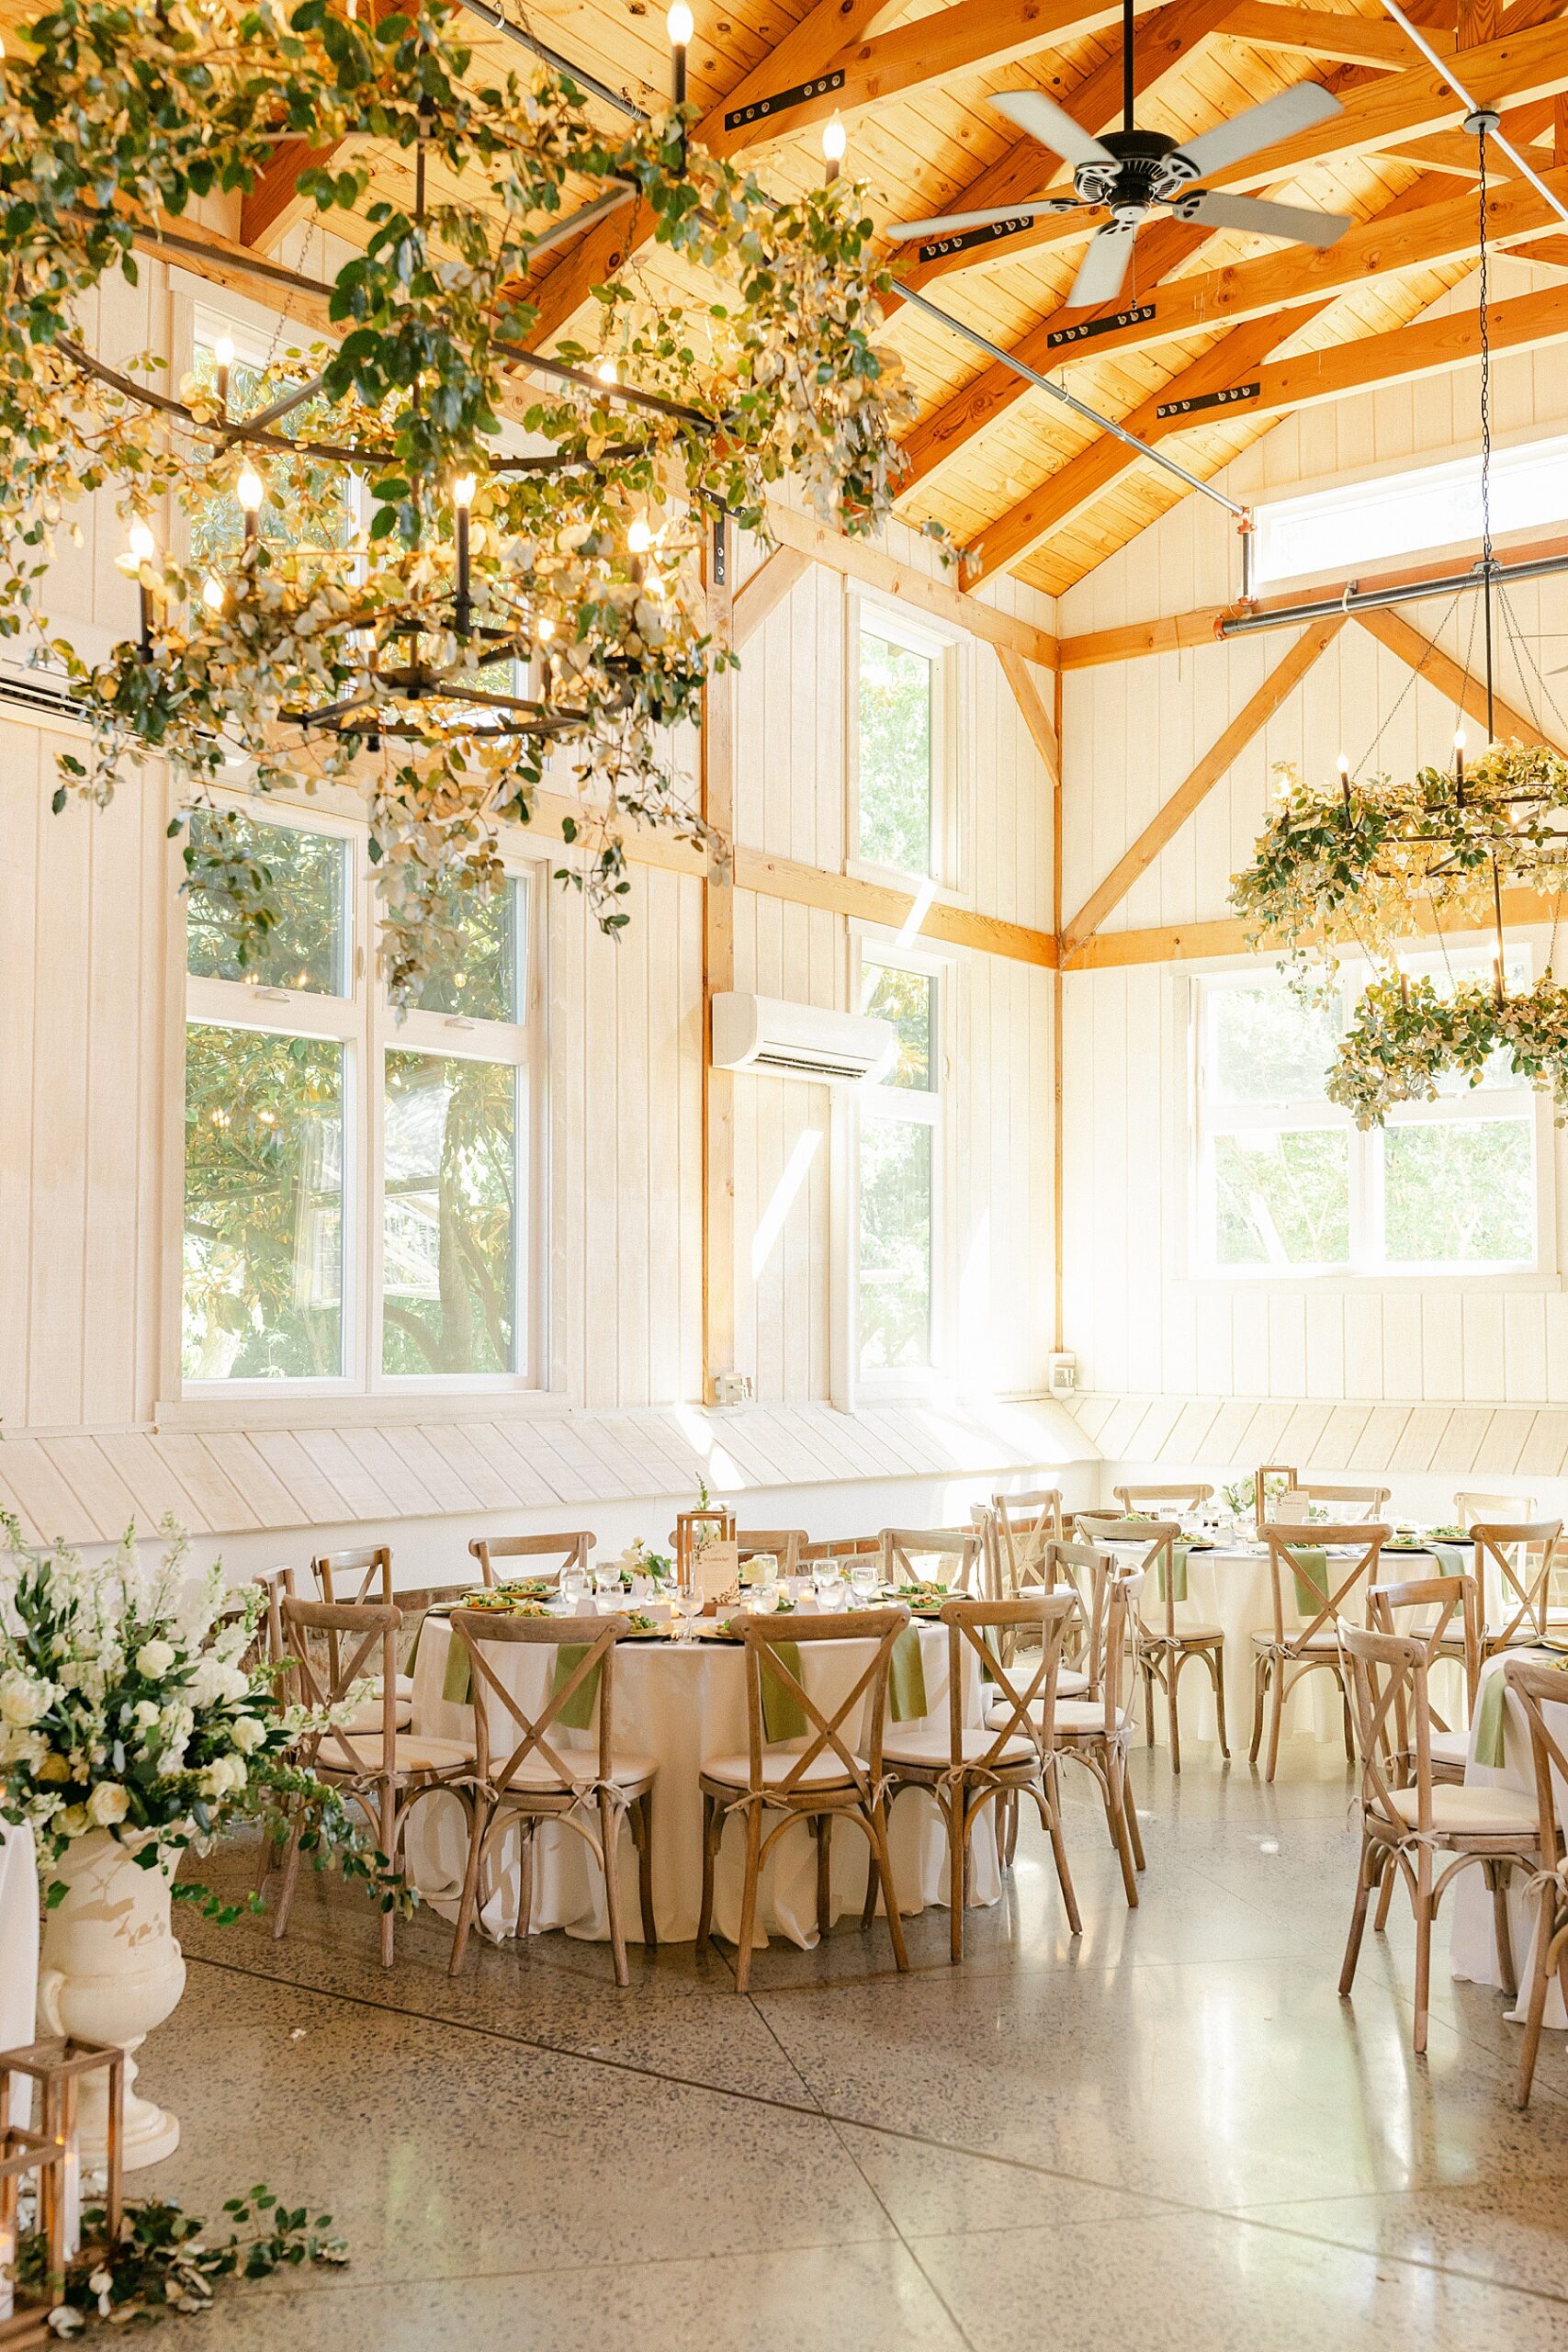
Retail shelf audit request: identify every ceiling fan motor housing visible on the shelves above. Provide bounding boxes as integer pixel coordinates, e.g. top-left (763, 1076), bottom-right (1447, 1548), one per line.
top-left (1074, 127), bottom-right (1190, 211)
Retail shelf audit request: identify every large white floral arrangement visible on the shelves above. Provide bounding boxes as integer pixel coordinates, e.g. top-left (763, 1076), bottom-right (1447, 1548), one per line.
top-left (0, 1519), bottom-right (398, 1915)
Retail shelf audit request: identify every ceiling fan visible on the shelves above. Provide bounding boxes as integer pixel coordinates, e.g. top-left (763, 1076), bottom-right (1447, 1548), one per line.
top-left (888, 0), bottom-right (1354, 311)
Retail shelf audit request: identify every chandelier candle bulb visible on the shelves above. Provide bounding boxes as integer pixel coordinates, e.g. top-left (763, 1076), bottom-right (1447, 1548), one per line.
top-left (627, 514), bottom-right (652, 585)
top-left (235, 464), bottom-right (265, 546)
top-left (127, 522), bottom-right (156, 656)
top-left (212, 331), bottom-right (234, 419)
top-left (1454, 729), bottom-right (1467, 793)
top-left (1337, 752), bottom-right (1352, 816)
top-left (667, 2), bottom-right (692, 109)
top-left (452, 475), bottom-right (477, 636)
top-left (821, 114), bottom-right (846, 186)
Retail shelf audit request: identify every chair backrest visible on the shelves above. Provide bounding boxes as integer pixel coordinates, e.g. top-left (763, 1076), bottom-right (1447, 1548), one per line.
top-left (310, 1546), bottom-right (392, 1607)
top-left (1369, 1574), bottom-right (1481, 1755)
top-left (881, 1527), bottom-right (981, 1595)
top-left (468, 1532), bottom-right (593, 1590)
top-left (279, 1596), bottom-right (401, 1775)
top-left (450, 1609), bottom-right (626, 1790)
top-left (737, 1607), bottom-right (910, 1802)
top-left (1044, 1539), bottom-right (1140, 1730)
top-left (1283, 1482), bottom-right (1391, 1523)
top-left (736, 1530), bottom-right (806, 1577)
top-left (1111, 1483), bottom-right (1213, 1516)
top-left (799, 1535), bottom-right (882, 1563)
top-left (940, 1593), bottom-right (1078, 1771)
top-left (1500, 1657), bottom-right (1568, 1867)
top-left (245, 1566), bottom-right (296, 1679)
top-left (1262, 1522), bottom-right (1390, 1651)
top-left (1076, 1516), bottom-right (1183, 1640)
top-left (1455, 1489), bottom-right (1536, 1530)
top-left (1340, 1621), bottom-right (1434, 1836)
top-left (991, 1490), bottom-right (1062, 1600)
top-left (1470, 1521), bottom-right (1563, 1645)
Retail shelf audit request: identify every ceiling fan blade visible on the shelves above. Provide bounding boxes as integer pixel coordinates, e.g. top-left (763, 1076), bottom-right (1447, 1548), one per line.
top-left (1170, 189), bottom-right (1351, 247)
top-left (886, 197), bottom-right (1083, 241)
top-left (1162, 81), bottom-right (1343, 184)
top-left (1066, 219), bottom-right (1138, 311)
top-left (988, 87), bottom-right (1117, 171)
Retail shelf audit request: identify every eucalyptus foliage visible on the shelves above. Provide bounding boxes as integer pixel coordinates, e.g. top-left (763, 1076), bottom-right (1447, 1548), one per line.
top-left (0, 0), bottom-right (924, 996)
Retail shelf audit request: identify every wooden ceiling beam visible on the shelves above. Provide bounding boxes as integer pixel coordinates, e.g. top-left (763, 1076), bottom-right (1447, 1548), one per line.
top-left (1061, 616), bottom-right (1343, 952)
top-left (997, 647), bottom-right (1062, 786)
top-left (761, 500), bottom-right (1059, 663)
top-left (733, 547), bottom-right (814, 646)
top-left (1062, 888), bottom-right (1557, 968)
top-left (1222, 4), bottom-right (1442, 68)
top-left (1354, 605), bottom-right (1566, 752)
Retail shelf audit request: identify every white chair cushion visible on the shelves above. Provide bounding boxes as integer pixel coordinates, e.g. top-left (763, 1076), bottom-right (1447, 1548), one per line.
top-left (1053, 1699), bottom-right (1136, 1736)
top-left (328, 1733), bottom-right (474, 1775)
top-left (880, 1725), bottom-right (1034, 1768)
top-left (1141, 1623), bottom-right (1224, 1644)
top-left (1382, 1784), bottom-right (1539, 1836)
top-left (341, 1697), bottom-right (414, 1734)
top-left (1427, 1728), bottom-right (1471, 1770)
top-left (1250, 1627), bottom-right (1343, 1652)
top-left (981, 1694), bottom-right (1077, 1733)
top-left (702, 1748), bottom-right (858, 1790)
top-left (485, 1747), bottom-right (657, 1792)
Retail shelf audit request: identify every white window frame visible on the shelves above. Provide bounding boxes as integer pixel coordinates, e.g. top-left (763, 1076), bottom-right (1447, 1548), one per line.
top-left (1191, 953), bottom-right (1552, 1285)
top-left (180, 795), bottom-right (547, 1398)
top-left (841, 932), bottom-right (953, 1397)
top-left (846, 590), bottom-right (962, 892)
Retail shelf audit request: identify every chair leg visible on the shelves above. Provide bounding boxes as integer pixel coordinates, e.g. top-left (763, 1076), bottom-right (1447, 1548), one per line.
top-left (271, 1810), bottom-right (305, 1944)
top-left (1167, 1646), bottom-right (1182, 1777)
top-left (1123, 1767), bottom-right (1146, 1873)
top-left (814, 1812), bottom-right (832, 1942)
top-left (448, 1793), bottom-right (491, 1976)
top-left (517, 1819), bottom-right (535, 1940)
top-left (635, 1792), bottom-right (658, 1950)
top-left (1209, 1643), bottom-right (1230, 1760)
top-left (1143, 1658), bottom-right (1156, 1748)
top-left (1413, 1849), bottom-right (1435, 2057)
top-left (1516, 1905), bottom-right (1555, 2109)
top-left (1107, 1756), bottom-right (1139, 1908)
top-left (1338, 1840), bottom-right (1374, 1998)
top-left (696, 1792), bottom-right (717, 1955)
top-left (378, 1778), bottom-right (397, 1970)
top-left (1264, 1657), bottom-right (1286, 1785)
top-left (1043, 1772), bottom-right (1081, 1937)
top-left (868, 1802), bottom-right (908, 1973)
top-left (1249, 1653), bottom-right (1268, 1766)
top-left (599, 1789), bottom-right (629, 1990)
top-left (1338, 1668), bottom-right (1355, 1767)
top-left (1489, 1862), bottom-right (1517, 2002)
top-left (949, 1788), bottom-right (967, 1965)
top-left (732, 1802), bottom-right (764, 1995)
top-left (1373, 1853), bottom-right (1397, 1933)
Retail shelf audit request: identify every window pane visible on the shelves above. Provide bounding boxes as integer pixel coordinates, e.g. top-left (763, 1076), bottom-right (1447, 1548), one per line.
top-left (1382, 1118), bottom-right (1534, 1265)
top-left (1213, 1128), bottom-right (1350, 1268)
top-left (183, 1023), bottom-right (344, 1379)
top-left (413, 880), bottom-right (522, 1022)
top-left (186, 810), bottom-right (348, 994)
top-left (189, 333), bottom-right (355, 562)
top-left (858, 630), bottom-right (933, 875)
top-left (859, 1117), bottom-right (932, 1370)
top-left (863, 961), bottom-right (935, 1091)
top-left (383, 1052), bottom-right (518, 1374)
top-left (1207, 984), bottom-right (1339, 1104)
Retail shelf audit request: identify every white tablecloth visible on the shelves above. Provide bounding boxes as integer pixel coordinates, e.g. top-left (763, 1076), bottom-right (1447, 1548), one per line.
top-left (403, 1617), bottom-right (997, 1949)
top-left (1116, 1545), bottom-right (1348, 1750)
top-left (1450, 1649), bottom-right (1568, 2029)
top-left (0, 1822), bottom-right (39, 2052)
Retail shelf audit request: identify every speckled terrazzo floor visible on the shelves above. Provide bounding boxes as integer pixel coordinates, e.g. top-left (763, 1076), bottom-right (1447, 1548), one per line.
top-left (138, 1736), bottom-right (1568, 2350)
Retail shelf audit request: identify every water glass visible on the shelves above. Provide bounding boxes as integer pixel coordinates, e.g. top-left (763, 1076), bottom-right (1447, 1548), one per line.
top-left (750, 1582), bottom-right (780, 1616)
top-left (849, 1559), bottom-right (879, 1604)
top-left (815, 1566), bottom-right (847, 1613)
top-left (674, 1586), bottom-right (705, 1640)
top-left (560, 1564), bottom-right (591, 1611)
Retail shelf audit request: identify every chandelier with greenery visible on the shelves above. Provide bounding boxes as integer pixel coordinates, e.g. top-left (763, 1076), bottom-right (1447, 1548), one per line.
top-left (0, 0), bottom-right (918, 998)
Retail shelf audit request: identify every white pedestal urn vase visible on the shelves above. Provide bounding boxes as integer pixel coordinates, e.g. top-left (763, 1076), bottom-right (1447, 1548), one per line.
top-left (37, 1830), bottom-right (186, 2168)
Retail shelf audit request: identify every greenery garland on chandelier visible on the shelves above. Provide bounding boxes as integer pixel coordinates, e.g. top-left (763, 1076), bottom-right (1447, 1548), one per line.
top-left (0, 0), bottom-right (921, 999)
top-left (1231, 741), bottom-right (1568, 1125)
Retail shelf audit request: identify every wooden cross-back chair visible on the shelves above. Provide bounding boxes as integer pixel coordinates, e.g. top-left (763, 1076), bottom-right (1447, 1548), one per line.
top-left (868, 1594), bottom-right (1082, 1962)
top-left (1337, 1623), bottom-right (1540, 2056)
top-left (1502, 1657), bottom-right (1568, 2109)
top-left (736, 1529), bottom-right (807, 1578)
top-left (1369, 1574), bottom-right (1482, 1791)
top-left (1042, 1541), bottom-right (1146, 1907)
top-left (271, 1597), bottom-right (474, 1967)
top-left (1254, 1464), bottom-right (1297, 1536)
top-left (991, 1489), bottom-right (1062, 1602)
top-left (1278, 1481), bottom-right (1391, 1525)
top-left (1081, 1516), bottom-right (1225, 1775)
top-left (1252, 1521), bottom-right (1390, 1783)
top-left (1454, 1490), bottom-right (1537, 1530)
top-left (310, 1546), bottom-right (392, 1606)
top-left (881, 1526), bottom-right (980, 1596)
top-left (468, 1531), bottom-right (594, 1590)
top-left (799, 1536), bottom-right (882, 1564)
top-left (1465, 1521), bottom-right (1564, 1657)
top-left (446, 1610), bottom-right (656, 1986)
top-left (1111, 1482), bottom-right (1213, 1518)
top-left (696, 1608), bottom-right (910, 1994)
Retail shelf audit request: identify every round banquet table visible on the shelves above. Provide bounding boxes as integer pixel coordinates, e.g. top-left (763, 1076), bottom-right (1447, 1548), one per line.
top-left (402, 1614), bottom-right (998, 1950)
top-left (1450, 1648), bottom-right (1568, 2030)
top-left (1108, 1542), bottom-right (1372, 1753)
top-left (0, 1820), bottom-right (39, 2052)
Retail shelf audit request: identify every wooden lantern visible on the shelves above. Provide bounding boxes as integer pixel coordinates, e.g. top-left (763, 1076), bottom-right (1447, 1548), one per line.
top-left (0, 2038), bottom-right (125, 2343)
top-left (672, 1507), bottom-right (736, 1590)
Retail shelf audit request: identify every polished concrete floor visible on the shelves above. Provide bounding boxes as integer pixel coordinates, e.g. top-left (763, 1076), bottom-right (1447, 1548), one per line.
top-left (147, 1736), bottom-right (1568, 2349)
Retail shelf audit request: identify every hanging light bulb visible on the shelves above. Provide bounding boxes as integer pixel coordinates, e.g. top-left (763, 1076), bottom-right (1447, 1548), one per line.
top-left (122, 523), bottom-right (157, 656)
top-left (595, 355), bottom-right (618, 388)
top-left (128, 520), bottom-right (155, 565)
top-left (201, 574), bottom-right (225, 614)
top-left (212, 332), bottom-right (234, 417)
top-left (667, 2), bottom-right (693, 111)
top-left (452, 475), bottom-right (477, 636)
top-left (1453, 725), bottom-right (1467, 793)
top-left (236, 464), bottom-right (265, 546)
top-left (821, 113), bottom-right (846, 185)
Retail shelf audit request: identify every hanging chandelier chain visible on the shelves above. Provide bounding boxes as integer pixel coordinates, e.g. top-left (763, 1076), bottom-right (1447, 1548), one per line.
top-left (1473, 112), bottom-right (1497, 744)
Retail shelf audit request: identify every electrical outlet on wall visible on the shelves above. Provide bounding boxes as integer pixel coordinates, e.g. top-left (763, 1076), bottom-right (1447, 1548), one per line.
top-left (713, 1373), bottom-right (753, 1407)
top-left (1047, 1352), bottom-right (1076, 1396)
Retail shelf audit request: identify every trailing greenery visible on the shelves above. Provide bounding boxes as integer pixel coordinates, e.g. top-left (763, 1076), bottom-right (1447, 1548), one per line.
top-left (0, 0), bottom-right (926, 998)
top-left (1328, 970), bottom-right (1568, 1127)
top-left (17, 2186), bottom-right (347, 2335)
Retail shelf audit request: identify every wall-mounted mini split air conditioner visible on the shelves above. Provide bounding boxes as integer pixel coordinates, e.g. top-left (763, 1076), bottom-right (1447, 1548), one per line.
top-left (710, 992), bottom-right (897, 1086)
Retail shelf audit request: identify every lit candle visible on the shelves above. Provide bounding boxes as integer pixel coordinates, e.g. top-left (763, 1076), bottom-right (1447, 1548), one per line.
top-left (595, 356), bottom-right (618, 388)
top-left (821, 113), bottom-right (846, 186)
top-left (128, 520), bottom-right (156, 657)
top-left (452, 473), bottom-right (476, 637)
top-left (1453, 725), bottom-right (1467, 796)
top-left (236, 464), bottom-right (265, 547)
top-left (627, 514), bottom-right (652, 587)
top-left (213, 332), bottom-right (234, 421)
top-left (1337, 752), bottom-right (1351, 816)
top-left (667, 1), bottom-right (693, 110)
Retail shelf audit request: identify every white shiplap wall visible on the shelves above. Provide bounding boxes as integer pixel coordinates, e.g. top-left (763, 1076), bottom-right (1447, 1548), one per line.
top-left (0, 261), bottom-right (1060, 1475)
top-left (1057, 257), bottom-right (1568, 1425)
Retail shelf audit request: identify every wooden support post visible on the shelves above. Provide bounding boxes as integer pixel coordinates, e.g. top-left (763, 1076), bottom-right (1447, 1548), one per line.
top-left (732, 547), bottom-right (811, 649)
top-left (1051, 658), bottom-right (1066, 1356)
top-left (702, 511), bottom-right (737, 1406)
top-left (1061, 617), bottom-right (1344, 955)
top-left (998, 649), bottom-right (1062, 790)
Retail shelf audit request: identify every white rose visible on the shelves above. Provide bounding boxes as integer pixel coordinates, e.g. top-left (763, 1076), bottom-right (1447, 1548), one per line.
top-left (229, 1715), bottom-right (266, 1754)
top-left (130, 1700), bottom-right (160, 1730)
top-left (0, 1670), bottom-right (54, 1726)
top-left (202, 1755), bottom-right (245, 1797)
top-left (56, 1805), bottom-right (90, 1838)
top-left (134, 1640), bottom-right (176, 1679)
top-left (0, 1725), bottom-right (50, 1772)
top-left (87, 1783), bottom-right (130, 1827)
top-left (189, 1657), bottom-right (249, 1709)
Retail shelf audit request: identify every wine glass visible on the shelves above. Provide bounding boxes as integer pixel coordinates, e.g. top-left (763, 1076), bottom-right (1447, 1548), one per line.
top-left (849, 1557), bottom-right (879, 1605)
top-left (750, 1581), bottom-right (780, 1617)
top-left (560, 1562), bottom-right (591, 1611)
top-left (674, 1584), bottom-right (705, 1641)
top-left (814, 1560), bottom-right (846, 1613)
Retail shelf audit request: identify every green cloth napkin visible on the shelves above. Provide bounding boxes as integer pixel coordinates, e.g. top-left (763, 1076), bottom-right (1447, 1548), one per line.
top-left (1157, 1544), bottom-right (1190, 1605)
top-left (761, 1641), bottom-right (808, 1741)
top-left (1472, 1668), bottom-right (1508, 1770)
top-left (1285, 1545), bottom-right (1330, 1620)
top-left (889, 1623), bottom-right (929, 1719)
top-left (442, 1632), bottom-right (474, 1706)
top-left (551, 1643), bottom-right (601, 1732)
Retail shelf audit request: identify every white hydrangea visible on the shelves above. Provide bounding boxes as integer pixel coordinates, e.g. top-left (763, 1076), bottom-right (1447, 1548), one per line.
top-left (134, 1638), bottom-right (177, 1679)
top-left (188, 1655), bottom-right (249, 1709)
top-left (0, 1668), bottom-right (54, 1725)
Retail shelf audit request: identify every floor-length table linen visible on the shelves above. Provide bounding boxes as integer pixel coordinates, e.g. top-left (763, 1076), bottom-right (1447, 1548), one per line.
top-left (1450, 1648), bottom-right (1568, 2030)
top-left (0, 1821), bottom-right (39, 2051)
top-left (403, 1616), bottom-right (997, 1948)
top-left (1109, 1544), bottom-right (1348, 1750)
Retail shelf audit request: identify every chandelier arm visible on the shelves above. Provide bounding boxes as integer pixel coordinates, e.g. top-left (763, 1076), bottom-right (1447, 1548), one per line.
top-left (524, 185), bottom-right (637, 265)
top-left (450, 0), bottom-right (649, 123)
top-left (243, 373), bottom-right (329, 432)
